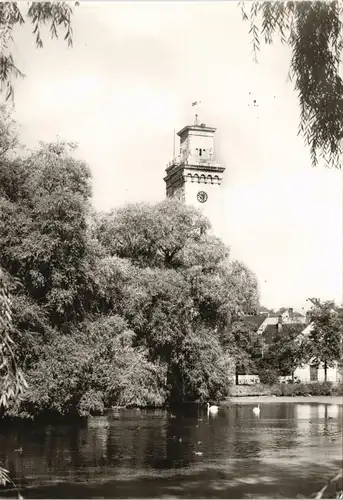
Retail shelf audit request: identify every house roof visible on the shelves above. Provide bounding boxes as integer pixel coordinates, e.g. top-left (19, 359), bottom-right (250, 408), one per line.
top-left (292, 311), bottom-right (305, 317)
top-left (301, 322), bottom-right (314, 336)
top-left (243, 315), bottom-right (267, 329)
top-left (263, 322), bottom-right (308, 345)
top-left (270, 308), bottom-right (305, 318)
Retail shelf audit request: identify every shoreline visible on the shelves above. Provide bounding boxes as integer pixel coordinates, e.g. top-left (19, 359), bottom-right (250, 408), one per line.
top-left (222, 395), bottom-right (343, 404)
top-left (2, 397), bottom-right (342, 424)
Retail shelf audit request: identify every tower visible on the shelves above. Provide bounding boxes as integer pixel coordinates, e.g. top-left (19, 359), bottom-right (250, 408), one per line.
top-left (164, 117), bottom-right (226, 227)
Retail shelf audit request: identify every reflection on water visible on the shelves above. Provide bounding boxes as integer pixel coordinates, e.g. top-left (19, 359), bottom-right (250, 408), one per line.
top-left (0, 401), bottom-right (342, 499)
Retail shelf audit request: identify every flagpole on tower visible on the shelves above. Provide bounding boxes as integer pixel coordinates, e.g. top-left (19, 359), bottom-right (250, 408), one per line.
top-left (192, 100), bottom-right (202, 125)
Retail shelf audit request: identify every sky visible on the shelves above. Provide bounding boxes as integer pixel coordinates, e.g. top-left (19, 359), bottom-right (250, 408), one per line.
top-left (5, 1), bottom-right (342, 312)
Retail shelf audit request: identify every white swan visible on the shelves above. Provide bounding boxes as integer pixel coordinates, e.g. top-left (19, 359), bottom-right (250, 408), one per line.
top-left (207, 403), bottom-right (219, 415)
top-left (252, 404), bottom-right (260, 416)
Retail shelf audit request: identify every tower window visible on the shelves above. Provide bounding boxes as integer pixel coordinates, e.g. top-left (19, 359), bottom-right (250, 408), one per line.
top-left (199, 149), bottom-right (202, 156)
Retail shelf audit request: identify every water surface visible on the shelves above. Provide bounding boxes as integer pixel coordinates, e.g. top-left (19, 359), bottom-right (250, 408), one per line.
top-left (0, 398), bottom-right (342, 498)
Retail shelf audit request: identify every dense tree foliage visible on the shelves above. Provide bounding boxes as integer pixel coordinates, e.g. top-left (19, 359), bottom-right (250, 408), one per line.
top-left (0, 107), bottom-right (261, 417)
top-left (241, 1), bottom-right (343, 169)
top-left (0, 104), bottom-right (18, 155)
top-left (8, 315), bottom-right (168, 418)
top-left (304, 300), bottom-right (343, 382)
top-left (96, 201), bottom-right (259, 402)
top-left (0, 268), bottom-right (27, 412)
top-left (0, 140), bottom-right (93, 327)
top-left (258, 323), bottom-right (306, 383)
top-left (221, 318), bottom-right (262, 385)
top-left (0, 265), bottom-right (27, 491)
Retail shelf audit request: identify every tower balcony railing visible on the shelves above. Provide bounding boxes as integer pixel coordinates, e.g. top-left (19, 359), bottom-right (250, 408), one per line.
top-left (166, 156), bottom-right (182, 169)
top-left (166, 156), bottom-right (219, 170)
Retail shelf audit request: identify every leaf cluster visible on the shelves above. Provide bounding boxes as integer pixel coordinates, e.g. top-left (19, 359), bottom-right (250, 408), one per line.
top-left (241, 1), bottom-right (343, 168)
top-left (0, 2), bottom-right (78, 100)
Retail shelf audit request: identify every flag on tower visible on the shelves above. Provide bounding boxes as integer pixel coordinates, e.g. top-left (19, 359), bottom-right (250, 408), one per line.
top-left (192, 100), bottom-right (202, 107)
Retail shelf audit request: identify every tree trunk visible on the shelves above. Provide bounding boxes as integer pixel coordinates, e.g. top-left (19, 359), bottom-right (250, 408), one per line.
top-left (291, 371), bottom-right (295, 383)
top-left (324, 359), bottom-right (327, 382)
top-left (235, 369), bottom-right (239, 386)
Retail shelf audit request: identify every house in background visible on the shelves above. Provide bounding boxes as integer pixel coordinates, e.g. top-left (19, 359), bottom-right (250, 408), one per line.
top-left (236, 307), bottom-right (342, 384)
top-left (244, 307), bottom-right (306, 341)
top-left (293, 321), bottom-right (343, 383)
top-left (260, 308), bottom-right (306, 354)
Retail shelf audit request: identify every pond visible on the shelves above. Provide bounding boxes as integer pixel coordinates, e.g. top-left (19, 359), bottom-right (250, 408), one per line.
top-left (0, 397), bottom-right (342, 498)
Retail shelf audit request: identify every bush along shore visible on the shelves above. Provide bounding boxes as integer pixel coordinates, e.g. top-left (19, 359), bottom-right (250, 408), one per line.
top-left (228, 382), bottom-right (343, 398)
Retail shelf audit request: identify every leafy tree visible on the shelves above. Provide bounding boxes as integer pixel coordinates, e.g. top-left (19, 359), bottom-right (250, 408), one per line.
top-left (0, 1), bottom-right (77, 100)
top-left (260, 323), bottom-right (306, 382)
top-left (223, 260), bottom-right (260, 318)
top-left (0, 111), bottom-right (260, 414)
top-left (221, 318), bottom-right (262, 385)
top-left (0, 139), bottom-right (93, 326)
top-left (11, 315), bottom-right (167, 418)
top-left (81, 316), bottom-right (168, 409)
top-left (305, 300), bottom-right (343, 382)
top-left (97, 200), bottom-right (260, 402)
top-left (10, 292), bottom-right (55, 370)
top-left (121, 267), bottom-right (192, 356)
top-left (119, 266), bottom-right (234, 402)
top-left (0, 104), bottom-right (18, 156)
top-left (98, 200), bottom-right (259, 320)
top-left (106, 201), bottom-right (258, 318)
top-left (0, 116), bottom-right (100, 410)
top-left (169, 326), bottom-right (233, 403)
top-left (0, 108), bottom-right (27, 491)
top-left (0, 268), bottom-right (27, 412)
top-left (96, 200), bottom-right (211, 269)
top-left (241, 1), bottom-right (343, 169)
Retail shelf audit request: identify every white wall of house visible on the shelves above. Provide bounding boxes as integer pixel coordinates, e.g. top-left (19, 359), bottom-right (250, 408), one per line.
top-left (317, 366), bottom-right (339, 382)
top-left (294, 362), bottom-right (341, 383)
top-left (231, 366), bottom-right (342, 385)
top-left (232, 367), bottom-right (341, 385)
top-left (293, 366), bottom-right (310, 382)
top-left (281, 311), bottom-right (307, 324)
top-left (237, 375), bottom-right (260, 384)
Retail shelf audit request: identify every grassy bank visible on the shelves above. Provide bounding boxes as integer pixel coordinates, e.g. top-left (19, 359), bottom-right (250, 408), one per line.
top-left (227, 382), bottom-right (343, 398)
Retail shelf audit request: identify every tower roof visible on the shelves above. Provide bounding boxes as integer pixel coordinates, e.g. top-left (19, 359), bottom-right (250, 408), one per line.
top-left (177, 124), bottom-right (216, 137)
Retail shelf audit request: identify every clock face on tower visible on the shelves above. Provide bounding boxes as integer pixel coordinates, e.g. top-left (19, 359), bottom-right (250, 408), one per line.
top-left (197, 191), bottom-right (208, 203)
